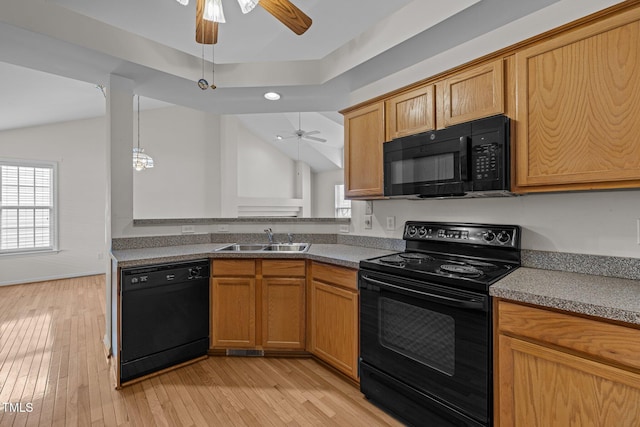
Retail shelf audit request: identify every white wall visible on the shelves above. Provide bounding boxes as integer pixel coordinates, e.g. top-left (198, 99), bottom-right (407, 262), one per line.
top-left (133, 106), bottom-right (221, 219)
top-left (236, 124), bottom-right (296, 199)
top-left (0, 117), bottom-right (106, 285)
top-left (350, 190), bottom-right (640, 258)
top-left (313, 169), bottom-right (344, 218)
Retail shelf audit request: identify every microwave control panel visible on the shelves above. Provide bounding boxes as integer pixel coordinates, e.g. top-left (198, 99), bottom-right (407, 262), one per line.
top-left (471, 134), bottom-right (502, 181)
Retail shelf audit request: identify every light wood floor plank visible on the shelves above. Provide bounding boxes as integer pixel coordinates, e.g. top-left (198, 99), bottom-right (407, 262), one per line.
top-left (0, 275), bottom-right (402, 427)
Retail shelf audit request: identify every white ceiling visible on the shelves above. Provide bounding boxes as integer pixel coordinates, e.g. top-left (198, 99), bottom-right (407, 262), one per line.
top-left (0, 0), bottom-right (566, 171)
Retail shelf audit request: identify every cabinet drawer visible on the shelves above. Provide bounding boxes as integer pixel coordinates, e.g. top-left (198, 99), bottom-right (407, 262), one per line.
top-left (262, 260), bottom-right (305, 277)
top-left (497, 300), bottom-right (640, 370)
top-left (212, 259), bottom-right (256, 276)
top-left (311, 262), bottom-right (357, 291)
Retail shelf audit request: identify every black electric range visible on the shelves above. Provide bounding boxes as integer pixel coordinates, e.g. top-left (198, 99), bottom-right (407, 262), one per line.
top-left (359, 221), bottom-right (521, 427)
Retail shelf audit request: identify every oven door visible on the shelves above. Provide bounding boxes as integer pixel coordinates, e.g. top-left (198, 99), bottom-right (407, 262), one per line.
top-left (383, 127), bottom-right (471, 198)
top-left (359, 270), bottom-right (491, 424)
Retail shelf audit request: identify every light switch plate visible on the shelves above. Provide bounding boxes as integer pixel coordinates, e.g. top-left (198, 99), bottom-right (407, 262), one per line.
top-left (637, 218), bottom-right (640, 245)
top-left (339, 224), bottom-right (349, 233)
top-left (218, 224), bottom-right (229, 233)
top-left (365, 201), bottom-right (373, 215)
top-left (181, 225), bottom-right (195, 234)
top-left (386, 216), bottom-right (396, 230)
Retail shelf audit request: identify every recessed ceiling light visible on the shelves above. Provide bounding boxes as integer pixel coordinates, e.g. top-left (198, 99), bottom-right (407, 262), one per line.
top-left (264, 92), bottom-right (281, 101)
top-left (276, 135), bottom-right (283, 140)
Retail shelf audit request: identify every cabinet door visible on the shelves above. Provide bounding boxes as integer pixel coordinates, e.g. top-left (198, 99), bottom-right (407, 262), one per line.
top-left (210, 277), bottom-right (256, 348)
top-left (515, 9), bottom-right (640, 191)
top-left (386, 85), bottom-right (435, 139)
top-left (497, 334), bottom-right (640, 427)
top-left (309, 280), bottom-right (359, 380)
top-left (343, 102), bottom-right (385, 199)
top-left (261, 277), bottom-right (305, 349)
top-left (441, 58), bottom-right (504, 127)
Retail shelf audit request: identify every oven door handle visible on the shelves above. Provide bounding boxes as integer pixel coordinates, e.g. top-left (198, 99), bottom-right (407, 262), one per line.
top-left (361, 275), bottom-right (486, 311)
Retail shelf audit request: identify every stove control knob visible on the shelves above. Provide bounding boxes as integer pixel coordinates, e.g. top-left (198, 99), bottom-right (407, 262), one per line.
top-left (407, 225), bottom-right (418, 237)
top-left (483, 231), bottom-right (496, 243)
top-left (497, 231), bottom-right (511, 244)
top-left (417, 226), bottom-right (427, 237)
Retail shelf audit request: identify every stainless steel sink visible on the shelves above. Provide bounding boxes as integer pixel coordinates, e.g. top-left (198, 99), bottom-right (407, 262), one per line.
top-left (216, 243), bottom-right (268, 252)
top-left (262, 243), bottom-right (309, 252)
top-left (215, 243), bottom-right (310, 253)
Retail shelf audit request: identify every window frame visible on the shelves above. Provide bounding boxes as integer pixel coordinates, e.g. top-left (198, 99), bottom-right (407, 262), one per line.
top-left (0, 159), bottom-right (58, 256)
top-left (334, 184), bottom-right (351, 218)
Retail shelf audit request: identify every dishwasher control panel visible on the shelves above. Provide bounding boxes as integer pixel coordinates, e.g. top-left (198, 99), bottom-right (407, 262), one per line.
top-left (122, 260), bottom-right (210, 291)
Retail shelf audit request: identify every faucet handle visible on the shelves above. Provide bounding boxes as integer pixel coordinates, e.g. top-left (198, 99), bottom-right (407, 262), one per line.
top-left (287, 233), bottom-right (294, 244)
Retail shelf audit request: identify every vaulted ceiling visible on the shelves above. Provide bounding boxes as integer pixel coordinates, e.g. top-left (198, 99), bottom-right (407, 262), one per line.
top-left (1, 0), bottom-right (600, 170)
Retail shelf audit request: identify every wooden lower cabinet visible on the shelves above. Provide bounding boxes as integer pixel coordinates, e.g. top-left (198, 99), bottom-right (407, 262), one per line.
top-left (495, 300), bottom-right (640, 427)
top-left (308, 262), bottom-right (359, 380)
top-left (211, 259), bottom-right (305, 351)
top-left (261, 276), bottom-right (305, 349)
top-left (211, 276), bottom-right (256, 348)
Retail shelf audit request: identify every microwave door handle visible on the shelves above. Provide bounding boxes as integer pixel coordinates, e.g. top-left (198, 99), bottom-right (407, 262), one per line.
top-left (459, 136), bottom-right (469, 181)
top-left (361, 276), bottom-right (486, 311)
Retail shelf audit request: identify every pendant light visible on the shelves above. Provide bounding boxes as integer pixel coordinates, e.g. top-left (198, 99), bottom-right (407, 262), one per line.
top-left (133, 95), bottom-right (154, 171)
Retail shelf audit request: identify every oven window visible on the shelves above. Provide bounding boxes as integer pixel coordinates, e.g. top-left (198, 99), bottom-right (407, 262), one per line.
top-left (389, 153), bottom-right (455, 185)
top-left (379, 297), bottom-right (455, 376)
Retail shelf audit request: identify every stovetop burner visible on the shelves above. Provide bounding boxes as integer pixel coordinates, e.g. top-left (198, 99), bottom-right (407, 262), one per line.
top-left (399, 252), bottom-right (435, 261)
top-left (359, 221), bottom-right (521, 292)
top-left (439, 264), bottom-right (483, 277)
top-left (378, 255), bottom-right (406, 266)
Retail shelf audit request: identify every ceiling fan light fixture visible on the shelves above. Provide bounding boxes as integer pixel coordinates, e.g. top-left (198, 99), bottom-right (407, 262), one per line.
top-left (237, 0), bottom-right (259, 14)
top-left (204, 0), bottom-right (226, 23)
top-left (175, 0), bottom-right (189, 5)
top-left (264, 91), bottom-right (281, 101)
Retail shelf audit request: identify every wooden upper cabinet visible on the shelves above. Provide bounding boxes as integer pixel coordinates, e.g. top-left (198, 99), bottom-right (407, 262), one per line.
top-left (515, 7), bottom-right (640, 191)
top-left (385, 84), bottom-right (435, 139)
top-left (343, 102), bottom-right (385, 199)
top-left (441, 58), bottom-right (504, 127)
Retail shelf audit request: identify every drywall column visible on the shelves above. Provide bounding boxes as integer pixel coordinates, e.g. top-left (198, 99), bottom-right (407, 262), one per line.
top-left (295, 160), bottom-right (311, 217)
top-left (220, 115), bottom-right (239, 217)
top-left (103, 74), bottom-right (134, 355)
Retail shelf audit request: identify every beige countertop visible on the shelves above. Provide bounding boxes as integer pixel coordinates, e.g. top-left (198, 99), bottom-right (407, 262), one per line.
top-left (111, 243), bottom-right (395, 269)
top-left (490, 267), bottom-right (640, 325)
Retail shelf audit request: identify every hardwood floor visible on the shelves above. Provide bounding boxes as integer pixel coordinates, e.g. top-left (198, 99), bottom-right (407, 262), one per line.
top-left (0, 276), bottom-right (402, 426)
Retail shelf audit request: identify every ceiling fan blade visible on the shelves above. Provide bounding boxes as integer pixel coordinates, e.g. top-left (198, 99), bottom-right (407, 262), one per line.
top-left (304, 130), bottom-right (320, 136)
top-left (196, 0), bottom-right (218, 44)
top-left (305, 136), bottom-right (327, 143)
top-left (259, 0), bottom-right (312, 35)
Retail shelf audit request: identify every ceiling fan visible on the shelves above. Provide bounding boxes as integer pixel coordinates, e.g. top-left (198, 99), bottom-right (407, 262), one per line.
top-left (277, 113), bottom-right (327, 143)
top-left (193, 0), bottom-right (313, 44)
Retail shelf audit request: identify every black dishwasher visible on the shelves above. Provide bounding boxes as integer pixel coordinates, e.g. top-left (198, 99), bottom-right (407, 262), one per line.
top-left (120, 259), bottom-right (209, 383)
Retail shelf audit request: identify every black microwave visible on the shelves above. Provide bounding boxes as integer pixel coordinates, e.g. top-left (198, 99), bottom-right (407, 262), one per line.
top-left (383, 114), bottom-right (512, 198)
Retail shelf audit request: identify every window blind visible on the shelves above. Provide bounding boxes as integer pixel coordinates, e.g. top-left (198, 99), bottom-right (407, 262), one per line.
top-left (1, 162), bottom-right (56, 253)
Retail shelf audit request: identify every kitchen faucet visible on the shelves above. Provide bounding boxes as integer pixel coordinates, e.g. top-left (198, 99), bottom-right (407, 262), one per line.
top-left (264, 228), bottom-right (274, 244)
top-left (287, 233), bottom-right (294, 244)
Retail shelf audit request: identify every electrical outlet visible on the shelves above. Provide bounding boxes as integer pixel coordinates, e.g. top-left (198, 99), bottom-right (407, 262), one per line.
top-left (364, 215), bottom-right (373, 229)
top-left (365, 201), bottom-right (373, 215)
top-left (181, 225), bottom-right (195, 234)
top-left (339, 224), bottom-right (349, 233)
top-left (218, 224), bottom-right (229, 233)
top-left (386, 216), bottom-right (396, 230)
